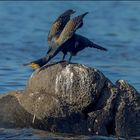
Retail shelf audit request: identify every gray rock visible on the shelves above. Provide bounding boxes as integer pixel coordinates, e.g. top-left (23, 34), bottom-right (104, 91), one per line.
top-left (0, 91), bottom-right (34, 128)
top-left (115, 80), bottom-right (140, 138)
top-left (0, 61), bottom-right (139, 138)
top-left (26, 62), bottom-right (106, 112)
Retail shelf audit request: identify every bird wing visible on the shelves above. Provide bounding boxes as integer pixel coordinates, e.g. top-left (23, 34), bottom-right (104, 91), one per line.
top-left (47, 9), bottom-right (75, 45)
top-left (56, 12), bottom-right (88, 47)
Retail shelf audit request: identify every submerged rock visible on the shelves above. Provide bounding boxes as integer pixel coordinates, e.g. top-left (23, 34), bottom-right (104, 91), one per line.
top-left (0, 61), bottom-right (139, 138)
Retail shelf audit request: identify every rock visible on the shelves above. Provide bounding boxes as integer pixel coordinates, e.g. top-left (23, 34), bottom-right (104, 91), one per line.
top-left (87, 81), bottom-right (119, 136)
top-left (0, 91), bottom-right (34, 128)
top-left (26, 62), bottom-right (106, 112)
top-left (0, 61), bottom-right (139, 138)
top-left (22, 61), bottom-right (107, 134)
top-left (115, 80), bottom-right (140, 138)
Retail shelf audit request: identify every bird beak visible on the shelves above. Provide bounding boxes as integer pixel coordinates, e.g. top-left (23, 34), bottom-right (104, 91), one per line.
top-left (24, 63), bottom-right (40, 69)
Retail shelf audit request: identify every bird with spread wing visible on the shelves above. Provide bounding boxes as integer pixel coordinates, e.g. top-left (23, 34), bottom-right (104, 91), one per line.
top-left (23, 9), bottom-right (76, 68)
top-left (23, 9), bottom-right (107, 69)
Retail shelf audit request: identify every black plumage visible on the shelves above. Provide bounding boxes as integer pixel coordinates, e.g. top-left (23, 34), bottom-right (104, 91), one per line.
top-left (23, 34), bottom-right (107, 69)
top-left (23, 10), bottom-right (108, 69)
top-left (60, 34), bottom-right (107, 62)
top-left (40, 12), bottom-right (89, 65)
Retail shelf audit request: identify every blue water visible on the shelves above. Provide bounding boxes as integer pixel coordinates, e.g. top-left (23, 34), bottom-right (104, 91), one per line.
top-left (0, 1), bottom-right (139, 139)
top-left (0, 128), bottom-right (124, 140)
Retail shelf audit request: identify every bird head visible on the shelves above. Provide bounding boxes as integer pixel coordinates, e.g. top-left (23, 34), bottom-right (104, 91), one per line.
top-left (23, 57), bottom-right (46, 69)
top-left (25, 63), bottom-right (41, 69)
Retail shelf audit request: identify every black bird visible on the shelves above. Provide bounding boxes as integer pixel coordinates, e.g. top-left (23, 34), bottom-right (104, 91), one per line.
top-left (23, 34), bottom-right (107, 69)
top-left (24, 12), bottom-right (88, 68)
top-left (42, 12), bottom-right (89, 63)
top-left (23, 9), bottom-right (75, 69)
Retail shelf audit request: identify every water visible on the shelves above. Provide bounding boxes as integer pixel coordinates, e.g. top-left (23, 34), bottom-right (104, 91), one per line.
top-left (0, 128), bottom-right (125, 140)
top-left (0, 1), bottom-right (139, 139)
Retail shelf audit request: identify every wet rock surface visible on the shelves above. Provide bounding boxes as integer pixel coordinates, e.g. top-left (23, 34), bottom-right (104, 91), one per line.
top-left (0, 61), bottom-right (139, 139)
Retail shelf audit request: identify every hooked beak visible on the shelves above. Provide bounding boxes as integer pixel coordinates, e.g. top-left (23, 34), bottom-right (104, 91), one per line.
top-left (23, 63), bottom-right (40, 69)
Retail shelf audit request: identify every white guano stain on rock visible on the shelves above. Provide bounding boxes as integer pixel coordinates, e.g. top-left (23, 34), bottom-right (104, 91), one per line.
top-left (29, 92), bottom-right (39, 97)
top-left (73, 65), bottom-right (90, 93)
top-left (81, 64), bottom-right (89, 69)
top-left (55, 74), bottom-right (60, 94)
top-left (118, 79), bottom-right (125, 83)
top-left (28, 72), bottom-right (35, 86)
top-left (30, 72), bottom-right (34, 79)
top-left (55, 65), bottom-right (74, 103)
top-left (29, 92), bottom-right (34, 97)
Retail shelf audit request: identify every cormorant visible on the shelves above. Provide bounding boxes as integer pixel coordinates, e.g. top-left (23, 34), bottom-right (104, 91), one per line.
top-left (23, 34), bottom-right (107, 69)
top-left (24, 12), bottom-right (89, 68)
top-left (23, 10), bottom-right (108, 69)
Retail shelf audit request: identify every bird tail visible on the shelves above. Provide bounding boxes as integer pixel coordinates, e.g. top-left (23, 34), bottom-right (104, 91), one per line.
top-left (90, 42), bottom-right (108, 51)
